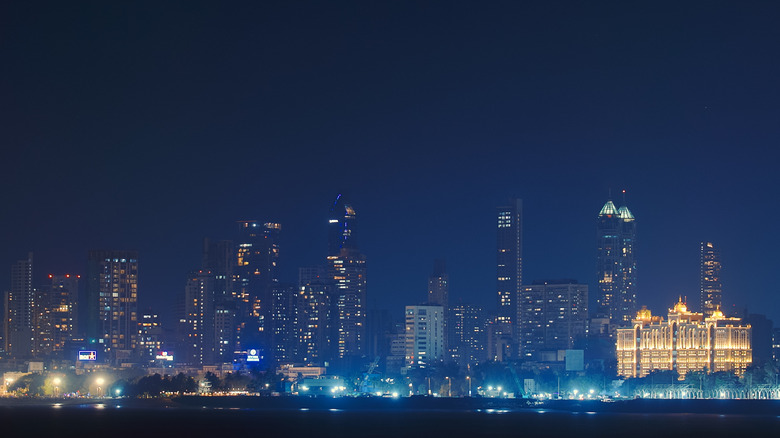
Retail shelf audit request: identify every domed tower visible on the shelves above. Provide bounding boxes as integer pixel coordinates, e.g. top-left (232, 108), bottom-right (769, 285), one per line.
top-left (596, 192), bottom-right (637, 325)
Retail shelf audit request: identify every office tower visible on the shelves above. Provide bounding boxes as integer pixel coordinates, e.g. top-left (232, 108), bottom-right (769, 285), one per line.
top-left (596, 196), bottom-right (637, 325)
top-left (270, 282), bottom-right (298, 364)
top-left (326, 195), bottom-right (367, 359)
top-left (449, 304), bottom-right (486, 367)
top-left (404, 305), bottom-right (445, 369)
top-left (85, 250), bottom-right (139, 355)
top-left (617, 300), bottom-right (751, 378)
top-left (700, 242), bottom-right (722, 316)
top-left (46, 274), bottom-right (80, 354)
top-left (497, 198), bottom-right (522, 352)
top-left (4, 253), bottom-right (34, 358)
top-left (138, 310), bottom-right (162, 359)
top-left (183, 270), bottom-right (216, 365)
top-left (518, 280), bottom-right (588, 359)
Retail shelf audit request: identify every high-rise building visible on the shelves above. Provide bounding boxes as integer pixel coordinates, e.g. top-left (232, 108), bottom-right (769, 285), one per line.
top-left (427, 259), bottom-right (449, 356)
top-left (85, 250), bottom-right (139, 356)
top-left (297, 280), bottom-right (332, 365)
top-left (497, 199), bottom-right (522, 333)
top-left (183, 270), bottom-right (216, 365)
top-left (518, 280), bottom-right (588, 359)
top-left (326, 195), bottom-right (367, 359)
top-left (405, 305), bottom-right (445, 369)
top-left (448, 304), bottom-right (486, 367)
top-left (596, 196), bottom-right (637, 325)
top-left (46, 274), bottom-right (80, 354)
top-left (4, 253), bottom-right (34, 358)
top-left (700, 241), bottom-right (722, 316)
top-left (270, 282), bottom-right (298, 364)
top-left (138, 310), bottom-right (162, 360)
top-left (236, 221), bottom-right (281, 350)
top-left (617, 300), bottom-right (751, 378)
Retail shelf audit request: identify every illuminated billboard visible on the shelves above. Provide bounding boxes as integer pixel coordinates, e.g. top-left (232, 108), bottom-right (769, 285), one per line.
top-left (155, 351), bottom-right (174, 361)
top-left (78, 351), bottom-right (97, 361)
top-left (247, 348), bottom-right (260, 362)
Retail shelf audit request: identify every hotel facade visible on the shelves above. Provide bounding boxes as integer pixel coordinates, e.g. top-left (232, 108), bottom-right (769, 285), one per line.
top-left (616, 300), bottom-right (751, 378)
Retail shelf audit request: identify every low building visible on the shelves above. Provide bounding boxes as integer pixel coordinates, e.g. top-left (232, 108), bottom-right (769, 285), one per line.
top-left (616, 299), bottom-right (751, 378)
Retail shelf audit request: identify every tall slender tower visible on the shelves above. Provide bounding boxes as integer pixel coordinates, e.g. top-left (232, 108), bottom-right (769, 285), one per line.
top-left (497, 198), bottom-right (522, 349)
top-left (596, 195), bottom-right (637, 325)
top-left (85, 250), bottom-right (139, 355)
top-left (700, 241), bottom-right (722, 316)
top-left (5, 253), bottom-right (34, 358)
top-left (326, 194), bottom-right (367, 360)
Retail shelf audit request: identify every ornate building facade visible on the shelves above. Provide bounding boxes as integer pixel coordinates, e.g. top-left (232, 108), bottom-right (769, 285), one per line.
top-left (616, 299), bottom-right (751, 378)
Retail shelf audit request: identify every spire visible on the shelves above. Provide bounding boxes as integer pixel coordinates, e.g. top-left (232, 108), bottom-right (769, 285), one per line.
top-left (617, 189), bottom-right (635, 221)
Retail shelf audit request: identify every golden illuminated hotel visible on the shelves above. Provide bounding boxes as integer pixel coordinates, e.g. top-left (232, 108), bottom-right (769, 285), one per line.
top-left (616, 299), bottom-right (751, 378)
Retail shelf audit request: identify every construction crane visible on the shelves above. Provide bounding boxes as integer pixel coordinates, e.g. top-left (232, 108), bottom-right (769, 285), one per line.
top-left (360, 356), bottom-right (381, 394)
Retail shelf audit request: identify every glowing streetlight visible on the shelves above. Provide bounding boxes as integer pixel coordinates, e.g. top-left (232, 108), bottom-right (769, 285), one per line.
top-left (466, 376), bottom-right (472, 397)
top-left (96, 377), bottom-right (105, 398)
top-left (445, 377), bottom-right (451, 397)
top-left (53, 377), bottom-right (62, 397)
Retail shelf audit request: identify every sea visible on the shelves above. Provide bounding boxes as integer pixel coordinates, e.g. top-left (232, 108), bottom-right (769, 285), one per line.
top-left (1, 397), bottom-right (779, 438)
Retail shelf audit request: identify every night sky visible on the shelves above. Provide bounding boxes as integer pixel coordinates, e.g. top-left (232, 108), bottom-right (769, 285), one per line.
top-left (3, 1), bottom-right (780, 326)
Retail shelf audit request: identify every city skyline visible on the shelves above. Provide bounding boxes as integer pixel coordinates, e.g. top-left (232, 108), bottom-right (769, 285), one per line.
top-left (3, 1), bottom-right (780, 328)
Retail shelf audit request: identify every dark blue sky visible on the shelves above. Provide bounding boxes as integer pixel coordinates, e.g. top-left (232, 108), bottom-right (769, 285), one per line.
top-left (2, 1), bottom-right (780, 325)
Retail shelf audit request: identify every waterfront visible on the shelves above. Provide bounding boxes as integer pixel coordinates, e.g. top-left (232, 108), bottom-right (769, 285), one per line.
top-left (1, 397), bottom-right (779, 437)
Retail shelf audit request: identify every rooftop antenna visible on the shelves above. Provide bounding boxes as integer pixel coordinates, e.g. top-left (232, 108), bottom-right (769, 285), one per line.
top-left (608, 188), bottom-right (612, 200)
top-left (622, 189), bottom-right (627, 205)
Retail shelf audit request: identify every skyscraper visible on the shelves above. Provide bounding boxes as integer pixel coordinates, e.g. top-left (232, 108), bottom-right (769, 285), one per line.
top-left (326, 195), bottom-right (367, 359)
top-left (700, 241), bottom-right (722, 316)
top-left (236, 221), bottom-right (281, 349)
top-left (497, 198), bottom-right (522, 356)
top-left (596, 196), bottom-right (636, 325)
top-left (85, 250), bottom-right (139, 356)
top-left (4, 253), bottom-right (34, 358)
top-left (183, 270), bottom-right (216, 365)
top-left (46, 274), bottom-right (80, 354)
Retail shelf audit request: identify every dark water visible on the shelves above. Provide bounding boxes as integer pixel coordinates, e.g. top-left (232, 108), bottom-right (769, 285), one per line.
top-left (1, 400), bottom-right (779, 438)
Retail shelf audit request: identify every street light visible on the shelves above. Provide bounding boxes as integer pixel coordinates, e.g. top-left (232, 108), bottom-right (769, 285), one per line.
top-left (96, 377), bottom-right (105, 398)
top-left (466, 376), bottom-right (472, 397)
top-left (53, 377), bottom-right (61, 398)
top-left (445, 377), bottom-right (451, 397)
top-left (409, 382), bottom-right (413, 396)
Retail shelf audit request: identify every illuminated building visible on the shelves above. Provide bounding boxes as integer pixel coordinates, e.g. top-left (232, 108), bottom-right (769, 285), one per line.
top-left (700, 241), bottom-right (722, 316)
top-left (596, 196), bottom-right (637, 325)
top-left (85, 250), bottom-right (139, 356)
top-left (297, 280), bottom-right (331, 364)
top-left (616, 299), bottom-right (752, 378)
top-left (326, 195), bottom-right (367, 359)
top-left (4, 253), bottom-right (34, 358)
top-left (448, 304), bottom-right (486, 367)
top-left (496, 198), bottom-right (522, 352)
top-left (46, 274), bottom-right (80, 354)
top-left (138, 310), bottom-right (162, 359)
top-left (184, 270), bottom-right (216, 365)
top-left (270, 283), bottom-right (298, 363)
top-left (405, 305), bottom-right (445, 369)
top-left (236, 221), bottom-right (281, 350)
top-left (518, 280), bottom-right (588, 359)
